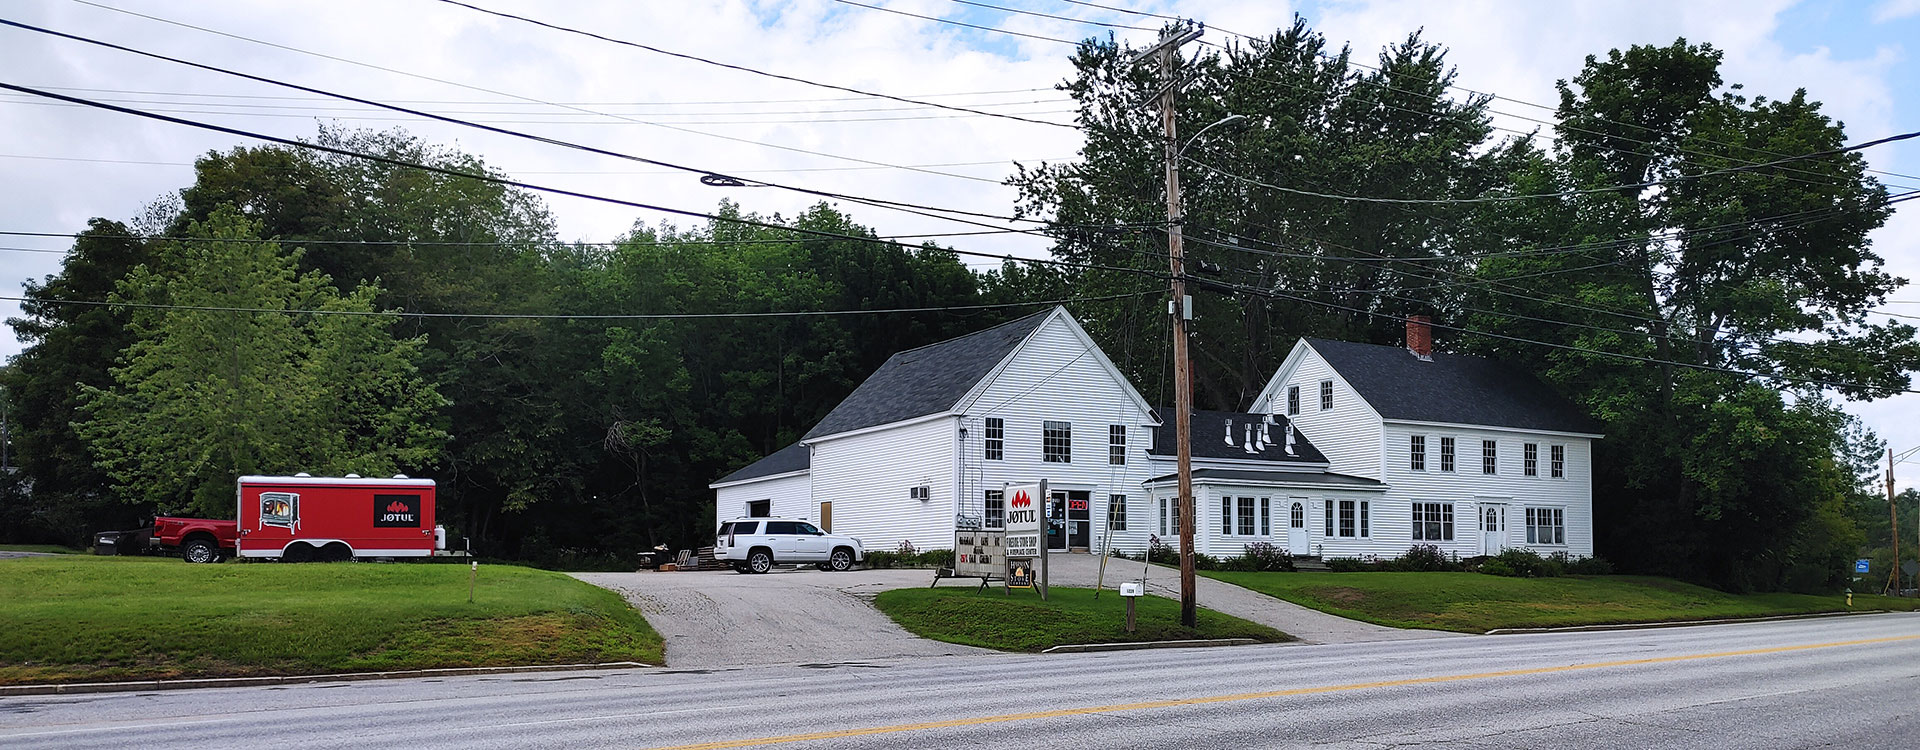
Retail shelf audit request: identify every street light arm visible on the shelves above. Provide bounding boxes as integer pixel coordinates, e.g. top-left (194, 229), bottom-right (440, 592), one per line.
top-left (1179, 114), bottom-right (1246, 156)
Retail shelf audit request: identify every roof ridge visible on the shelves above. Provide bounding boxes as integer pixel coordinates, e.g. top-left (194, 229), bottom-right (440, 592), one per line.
top-left (885, 306), bottom-right (1056, 359)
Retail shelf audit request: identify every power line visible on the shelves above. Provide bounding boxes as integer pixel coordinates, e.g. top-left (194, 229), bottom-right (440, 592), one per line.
top-left (16, 82), bottom-right (1062, 106)
top-left (0, 152), bottom-right (1062, 176)
top-left (0, 81), bottom-right (1165, 281)
top-left (4, 96), bottom-right (1076, 127)
top-left (829, 0), bottom-right (1082, 45)
top-left (0, 289), bottom-right (1158, 321)
top-left (944, 0), bottom-right (1156, 31)
top-left (1, 19), bottom-right (1072, 235)
top-left (431, 0), bottom-right (1075, 129)
top-left (0, 224), bottom-right (1135, 250)
top-left (0, 90), bottom-right (1071, 117)
top-left (60, 1), bottom-right (1023, 184)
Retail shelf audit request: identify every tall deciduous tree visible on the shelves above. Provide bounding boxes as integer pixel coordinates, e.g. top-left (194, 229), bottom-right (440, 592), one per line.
top-left (75, 209), bottom-right (446, 517)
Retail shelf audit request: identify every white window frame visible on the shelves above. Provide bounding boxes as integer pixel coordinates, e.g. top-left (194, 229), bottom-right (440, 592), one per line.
top-left (1236, 496), bottom-right (1256, 536)
top-left (1259, 497), bottom-right (1271, 536)
top-left (1319, 379), bottom-right (1334, 410)
top-left (1108, 425), bottom-right (1127, 465)
top-left (1221, 497), bottom-right (1233, 535)
top-left (910, 485), bottom-right (930, 503)
top-left (985, 489), bottom-right (1004, 529)
top-left (1481, 439), bottom-right (1498, 475)
top-left (1109, 494), bottom-right (1127, 532)
top-left (1440, 437), bottom-right (1456, 473)
top-left (1412, 502), bottom-right (1454, 542)
top-left (1335, 499), bottom-right (1369, 538)
top-left (1043, 420), bottom-right (1071, 463)
top-left (984, 417), bottom-right (1004, 461)
top-left (1551, 444), bottom-right (1566, 479)
top-left (1323, 499), bottom-right (1334, 536)
top-left (1525, 507), bottom-right (1566, 545)
top-left (1523, 442), bottom-right (1538, 477)
top-left (1287, 385), bottom-right (1300, 416)
top-left (1410, 435), bottom-right (1427, 471)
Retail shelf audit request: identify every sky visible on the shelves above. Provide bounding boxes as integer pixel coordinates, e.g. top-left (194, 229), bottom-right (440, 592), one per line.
top-left (2, 0), bottom-right (1918, 479)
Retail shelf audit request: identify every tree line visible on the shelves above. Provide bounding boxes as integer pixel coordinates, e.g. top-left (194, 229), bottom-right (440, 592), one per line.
top-left (3, 20), bottom-right (1914, 590)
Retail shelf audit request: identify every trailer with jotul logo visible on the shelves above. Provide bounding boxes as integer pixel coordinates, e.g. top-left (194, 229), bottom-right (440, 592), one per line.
top-left (236, 475), bottom-right (447, 562)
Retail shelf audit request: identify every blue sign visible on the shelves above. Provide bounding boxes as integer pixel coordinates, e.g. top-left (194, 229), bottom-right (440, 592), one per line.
top-left (1856, 559), bottom-right (1872, 573)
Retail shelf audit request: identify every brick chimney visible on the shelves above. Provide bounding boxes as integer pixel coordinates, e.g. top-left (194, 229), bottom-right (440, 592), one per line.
top-left (1406, 315), bottom-right (1433, 361)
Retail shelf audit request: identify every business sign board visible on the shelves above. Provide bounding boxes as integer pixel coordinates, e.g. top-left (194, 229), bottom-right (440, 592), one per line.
top-left (1002, 481), bottom-right (1048, 596)
top-left (1007, 561), bottom-right (1034, 588)
top-left (954, 528), bottom-right (1004, 579)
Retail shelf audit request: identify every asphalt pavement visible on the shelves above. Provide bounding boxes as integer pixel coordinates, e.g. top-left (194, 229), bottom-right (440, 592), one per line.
top-left (4, 613), bottom-right (1916, 749)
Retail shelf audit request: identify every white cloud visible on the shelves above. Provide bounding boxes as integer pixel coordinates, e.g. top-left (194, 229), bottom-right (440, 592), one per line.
top-left (1876, 0), bottom-right (1920, 22)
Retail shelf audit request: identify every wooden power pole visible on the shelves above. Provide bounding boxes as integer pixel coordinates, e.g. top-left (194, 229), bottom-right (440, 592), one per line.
top-left (1891, 448), bottom-right (1902, 596)
top-left (1136, 20), bottom-right (1205, 628)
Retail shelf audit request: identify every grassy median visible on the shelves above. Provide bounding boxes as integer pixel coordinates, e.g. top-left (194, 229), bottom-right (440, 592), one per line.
top-left (0, 555), bottom-right (661, 685)
top-left (875, 585), bottom-right (1290, 651)
top-left (1202, 571), bottom-right (1920, 633)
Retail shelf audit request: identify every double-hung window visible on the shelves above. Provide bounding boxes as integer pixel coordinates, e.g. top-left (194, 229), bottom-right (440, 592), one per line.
top-left (1523, 443), bottom-right (1538, 477)
top-left (1319, 380), bottom-right (1334, 410)
top-left (1481, 440), bottom-right (1498, 475)
top-left (1109, 495), bottom-right (1127, 531)
top-left (1324, 499), bottom-right (1334, 536)
top-left (1412, 502), bottom-right (1454, 541)
top-left (1551, 445), bottom-right (1566, 478)
top-left (984, 490), bottom-right (1004, 529)
top-left (1439, 437), bottom-right (1456, 472)
top-left (1410, 435), bottom-right (1427, 471)
top-left (984, 417), bottom-right (1004, 461)
top-left (1236, 497), bottom-right (1256, 536)
top-left (1286, 385), bottom-right (1300, 416)
top-left (1043, 420), bottom-right (1071, 463)
top-left (1331, 499), bottom-right (1369, 538)
top-left (1525, 507), bottom-right (1565, 545)
top-left (1222, 497), bottom-right (1234, 535)
top-left (1108, 425), bottom-right (1127, 465)
top-left (1259, 497), bottom-right (1271, 536)
top-left (1160, 498), bottom-right (1182, 536)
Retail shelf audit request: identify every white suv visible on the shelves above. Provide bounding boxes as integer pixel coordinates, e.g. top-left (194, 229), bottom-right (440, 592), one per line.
top-left (714, 517), bottom-right (865, 574)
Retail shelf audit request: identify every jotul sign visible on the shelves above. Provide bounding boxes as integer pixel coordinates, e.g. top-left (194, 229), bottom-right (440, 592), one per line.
top-left (1003, 481), bottom-right (1048, 597)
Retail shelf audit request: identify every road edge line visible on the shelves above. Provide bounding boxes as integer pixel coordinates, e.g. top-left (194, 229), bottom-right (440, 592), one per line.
top-left (1483, 609), bottom-right (1898, 635)
top-left (0, 661), bottom-right (654, 697)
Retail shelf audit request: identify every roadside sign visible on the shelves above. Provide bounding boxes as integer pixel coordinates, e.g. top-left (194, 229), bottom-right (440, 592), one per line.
top-left (1002, 481), bottom-right (1048, 598)
top-left (1007, 561), bottom-right (1033, 588)
top-left (1856, 558), bottom-right (1871, 574)
top-left (953, 529), bottom-right (1004, 579)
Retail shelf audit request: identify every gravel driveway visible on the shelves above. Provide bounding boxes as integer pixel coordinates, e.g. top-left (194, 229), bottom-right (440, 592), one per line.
top-left (574, 568), bottom-right (995, 668)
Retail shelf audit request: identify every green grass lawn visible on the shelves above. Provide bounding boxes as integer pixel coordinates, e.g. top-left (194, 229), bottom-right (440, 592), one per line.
top-left (0, 544), bottom-right (83, 554)
top-left (874, 585), bottom-right (1290, 651)
top-left (1202, 571), bottom-right (1920, 633)
top-left (0, 556), bottom-right (662, 685)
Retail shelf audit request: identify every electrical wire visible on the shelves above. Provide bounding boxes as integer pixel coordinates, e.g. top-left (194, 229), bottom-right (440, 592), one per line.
top-left (15, 82), bottom-right (1063, 106)
top-left (0, 152), bottom-right (1062, 177)
top-left (828, 0), bottom-right (1082, 46)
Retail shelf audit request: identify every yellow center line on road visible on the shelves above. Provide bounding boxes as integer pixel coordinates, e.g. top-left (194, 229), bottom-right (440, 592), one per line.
top-left (643, 633), bottom-right (1920, 750)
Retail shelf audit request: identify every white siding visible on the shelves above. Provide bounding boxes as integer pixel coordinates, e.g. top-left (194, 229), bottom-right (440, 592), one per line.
top-left (713, 473), bottom-right (812, 528)
top-left (1264, 346), bottom-right (1383, 480)
top-left (808, 417), bottom-right (956, 553)
top-left (955, 313), bottom-right (1160, 555)
top-left (1378, 423), bottom-right (1595, 558)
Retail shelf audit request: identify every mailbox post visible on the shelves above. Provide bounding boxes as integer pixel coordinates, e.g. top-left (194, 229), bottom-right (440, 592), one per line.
top-left (1119, 579), bottom-right (1144, 633)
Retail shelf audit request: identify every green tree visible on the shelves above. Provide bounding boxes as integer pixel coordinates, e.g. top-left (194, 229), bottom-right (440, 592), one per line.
top-left (75, 209), bottom-right (446, 517)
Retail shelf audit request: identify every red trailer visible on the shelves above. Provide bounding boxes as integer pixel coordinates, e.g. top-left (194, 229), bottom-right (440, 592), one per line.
top-left (236, 474), bottom-right (446, 562)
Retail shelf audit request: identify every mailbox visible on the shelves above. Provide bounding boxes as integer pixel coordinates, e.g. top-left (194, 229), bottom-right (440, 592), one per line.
top-left (1119, 581), bottom-right (1144, 597)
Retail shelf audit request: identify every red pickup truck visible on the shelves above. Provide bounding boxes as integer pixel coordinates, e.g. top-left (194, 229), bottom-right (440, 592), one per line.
top-left (151, 516), bottom-right (238, 563)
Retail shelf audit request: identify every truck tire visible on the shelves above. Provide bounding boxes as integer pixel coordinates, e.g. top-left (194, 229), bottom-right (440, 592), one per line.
top-left (828, 547), bottom-right (854, 572)
top-left (182, 538), bottom-right (220, 564)
top-left (747, 548), bottom-right (774, 574)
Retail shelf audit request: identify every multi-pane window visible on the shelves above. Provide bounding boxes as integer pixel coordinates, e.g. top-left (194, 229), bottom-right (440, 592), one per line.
top-left (1319, 380), bottom-right (1334, 410)
top-left (1043, 420), bottom-right (1071, 463)
top-left (1524, 443), bottom-right (1539, 477)
top-left (1323, 499), bottom-right (1334, 536)
top-left (1551, 445), bottom-right (1566, 478)
top-left (1287, 385), bottom-right (1300, 416)
top-left (1109, 495), bottom-right (1127, 531)
top-left (1525, 507), bottom-right (1566, 545)
top-left (1334, 500), bottom-right (1368, 537)
top-left (1108, 425), bottom-right (1127, 465)
top-left (984, 417), bottom-right (1004, 461)
top-left (1481, 440), bottom-right (1498, 475)
top-left (985, 490), bottom-right (1004, 528)
top-left (1236, 497), bottom-right (1256, 536)
top-left (1222, 497), bottom-right (1234, 535)
top-left (1440, 437), bottom-right (1456, 472)
top-left (1160, 498), bottom-right (1182, 536)
top-left (1259, 497), bottom-right (1271, 536)
top-left (910, 485), bottom-right (930, 502)
top-left (1410, 435), bottom-right (1427, 471)
top-left (1412, 502), bottom-right (1454, 541)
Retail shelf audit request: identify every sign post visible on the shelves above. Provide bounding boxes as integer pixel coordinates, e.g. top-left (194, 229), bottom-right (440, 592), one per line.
top-left (1003, 480), bottom-right (1048, 600)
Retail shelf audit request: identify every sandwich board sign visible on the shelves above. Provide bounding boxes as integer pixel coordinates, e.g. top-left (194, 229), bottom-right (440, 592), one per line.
top-left (1003, 480), bottom-right (1047, 597)
top-left (953, 514), bottom-right (1004, 581)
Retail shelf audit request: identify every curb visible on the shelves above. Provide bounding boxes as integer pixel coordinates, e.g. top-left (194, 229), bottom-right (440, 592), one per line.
top-left (1041, 638), bottom-right (1264, 653)
top-left (0, 661), bottom-right (654, 697)
top-left (1484, 609), bottom-right (1899, 636)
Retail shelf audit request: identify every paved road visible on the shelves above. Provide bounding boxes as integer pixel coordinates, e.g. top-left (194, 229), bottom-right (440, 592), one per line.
top-left (5, 614), bottom-right (1916, 749)
top-left (574, 568), bottom-right (994, 667)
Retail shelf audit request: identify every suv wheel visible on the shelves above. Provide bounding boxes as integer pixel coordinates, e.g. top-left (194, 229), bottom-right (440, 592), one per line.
top-left (747, 549), bottom-right (774, 574)
top-left (827, 547), bottom-right (854, 572)
top-left (182, 539), bottom-right (220, 564)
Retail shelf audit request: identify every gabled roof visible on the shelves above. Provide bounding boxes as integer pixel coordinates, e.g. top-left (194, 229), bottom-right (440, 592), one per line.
top-left (802, 309), bottom-right (1053, 440)
top-left (1149, 409), bottom-right (1328, 465)
top-left (1301, 338), bottom-right (1603, 435)
top-left (712, 442), bottom-right (809, 486)
top-left (1143, 468), bottom-right (1385, 488)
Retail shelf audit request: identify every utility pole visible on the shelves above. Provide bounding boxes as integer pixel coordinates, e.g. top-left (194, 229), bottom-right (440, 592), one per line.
top-left (1135, 20), bottom-right (1205, 627)
top-left (1891, 448), bottom-right (1902, 596)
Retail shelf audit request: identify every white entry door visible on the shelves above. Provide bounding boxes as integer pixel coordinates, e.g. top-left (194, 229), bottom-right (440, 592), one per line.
top-left (1286, 500), bottom-right (1309, 555)
top-left (1480, 505), bottom-right (1507, 555)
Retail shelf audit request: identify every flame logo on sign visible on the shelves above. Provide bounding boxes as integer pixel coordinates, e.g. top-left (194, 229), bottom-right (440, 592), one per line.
top-left (1011, 490), bottom-right (1032, 508)
top-left (386, 500), bottom-right (411, 513)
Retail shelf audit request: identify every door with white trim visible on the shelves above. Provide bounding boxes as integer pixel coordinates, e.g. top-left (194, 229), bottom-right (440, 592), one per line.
top-left (1285, 500), bottom-right (1309, 555)
top-left (1480, 504), bottom-right (1508, 555)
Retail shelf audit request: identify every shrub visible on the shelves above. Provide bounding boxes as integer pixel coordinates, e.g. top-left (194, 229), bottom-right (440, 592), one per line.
top-left (1563, 554), bottom-right (1614, 575)
top-left (1482, 548), bottom-right (1563, 578)
top-left (1235, 541), bottom-right (1295, 572)
top-left (1391, 543), bottom-right (1456, 572)
top-left (1324, 557), bottom-right (1376, 572)
top-left (1147, 537), bottom-right (1180, 566)
top-left (864, 549), bottom-right (954, 569)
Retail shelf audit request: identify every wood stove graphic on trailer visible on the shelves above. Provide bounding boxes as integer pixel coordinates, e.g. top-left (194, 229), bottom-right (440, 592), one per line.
top-left (260, 492), bottom-right (298, 530)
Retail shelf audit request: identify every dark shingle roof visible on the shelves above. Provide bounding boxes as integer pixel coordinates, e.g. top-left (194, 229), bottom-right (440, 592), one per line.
top-left (802, 309), bottom-right (1053, 440)
top-left (1144, 468), bottom-right (1385, 488)
top-left (1302, 338), bottom-right (1602, 434)
top-left (1148, 409), bottom-right (1327, 465)
top-left (713, 442), bottom-right (809, 485)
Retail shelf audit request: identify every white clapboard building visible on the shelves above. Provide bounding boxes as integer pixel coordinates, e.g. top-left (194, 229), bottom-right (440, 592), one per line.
top-left (712, 309), bottom-right (1600, 560)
